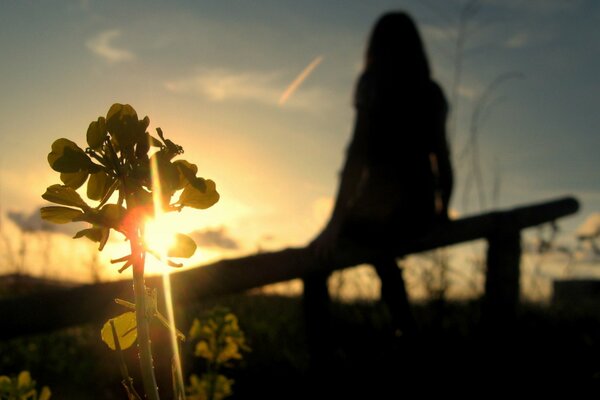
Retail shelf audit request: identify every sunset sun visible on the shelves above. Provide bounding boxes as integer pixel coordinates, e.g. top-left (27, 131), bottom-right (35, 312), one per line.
top-left (144, 214), bottom-right (178, 260)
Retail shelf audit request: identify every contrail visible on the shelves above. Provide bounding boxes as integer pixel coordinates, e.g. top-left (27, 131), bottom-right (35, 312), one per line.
top-left (279, 55), bottom-right (324, 106)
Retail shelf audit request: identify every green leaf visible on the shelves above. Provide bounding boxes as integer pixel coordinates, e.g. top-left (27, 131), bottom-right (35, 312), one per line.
top-left (156, 128), bottom-right (183, 158)
top-left (168, 233), bottom-right (197, 258)
top-left (47, 138), bottom-right (92, 173)
top-left (86, 117), bottom-right (107, 149)
top-left (178, 179), bottom-right (219, 209)
top-left (134, 133), bottom-right (150, 159)
top-left (107, 103), bottom-right (138, 127)
top-left (87, 171), bottom-right (114, 201)
top-left (140, 115), bottom-right (150, 131)
top-left (174, 160), bottom-right (199, 190)
top-left (132, 188), bottom-right (153, 208)
top-left (73, 227), bottom-right (103, 242)
top-left (60, 171), bottom-right (89, 189)
top-left (42, 185), bottom-right (89, 209)
top-left (98, 227), bottom-right (110, 251)
top-left (106, 103), bottom-right (139, 150)
top-left (101, 312), bottom-right (137, 350)
top-left (100, 204), bottom-right (126, 229)
top-left (149, 152), bottom-right (180, 194)
top-left (148, 134), bottom-right (162, 147)
top-left (40, 206), bottom-right (84, 224)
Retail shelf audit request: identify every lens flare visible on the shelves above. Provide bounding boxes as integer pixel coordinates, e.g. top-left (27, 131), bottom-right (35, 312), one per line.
top-left (148, 144), bottom-right (186, 396)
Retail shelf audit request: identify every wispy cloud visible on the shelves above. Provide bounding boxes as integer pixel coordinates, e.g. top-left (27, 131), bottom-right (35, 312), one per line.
top-left (165, 69), bottom-right (278, 103)
top-left (482, 0), bottom-right (584, 14)
top-left (421, 24), bottom-right (455, 43)
top-left (189, 227), bottom-right (240, 251)
top-left (164, 67), bottom-right (330, 112)
top-left (5, 207), bottom-right (91, 237)
top-left (86, 29), bottom-right (135, 64)
top-left (7, 208), bottom-right (56, 233)
top-left (503, 32), bottom-right (529, 49)
top-left (457, 84), bottom-right (478, 99)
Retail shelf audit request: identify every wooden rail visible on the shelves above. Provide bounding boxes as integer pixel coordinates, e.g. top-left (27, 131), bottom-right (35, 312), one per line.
top-left (0, 196), bottom-right (579, 340)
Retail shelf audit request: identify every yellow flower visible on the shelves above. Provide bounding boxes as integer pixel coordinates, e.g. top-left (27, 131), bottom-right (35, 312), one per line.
top-left (217, 337), bottom-right (242, 364)
top-left (195, 340), bottom-right (214, 361)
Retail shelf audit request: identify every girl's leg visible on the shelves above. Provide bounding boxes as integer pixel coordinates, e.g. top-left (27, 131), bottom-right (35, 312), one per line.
top-left (302, 271), bottom-right (333, 372)
top-left (374, 258), bottom-right (417, 336)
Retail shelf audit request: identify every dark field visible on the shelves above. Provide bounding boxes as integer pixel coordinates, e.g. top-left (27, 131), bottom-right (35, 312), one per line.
top-left (2, 292), bottom-right (600, 398)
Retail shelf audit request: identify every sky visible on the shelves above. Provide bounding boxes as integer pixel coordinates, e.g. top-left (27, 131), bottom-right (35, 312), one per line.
top-left (0, 0), bottom-right (598, 293)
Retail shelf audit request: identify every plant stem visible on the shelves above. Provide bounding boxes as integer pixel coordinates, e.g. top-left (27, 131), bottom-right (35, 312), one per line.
top-left (132, 241), bottom-right (160, 400)
top-left (110, 320), bottom-right (143, 400)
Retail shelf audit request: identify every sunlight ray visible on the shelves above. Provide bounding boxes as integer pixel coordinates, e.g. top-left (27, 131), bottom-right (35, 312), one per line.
top-left (148, 146), bottom-right (186, 397)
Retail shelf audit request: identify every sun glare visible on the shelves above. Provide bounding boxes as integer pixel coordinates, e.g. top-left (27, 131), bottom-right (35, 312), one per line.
top-left (144, 214), bottom-right (178, 259)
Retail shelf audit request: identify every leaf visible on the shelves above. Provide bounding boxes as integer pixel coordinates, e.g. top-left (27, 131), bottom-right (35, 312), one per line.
top-left (73, 227), bottom-right (104, 242)
top-left (40, 206), bottom-right (84, 224)
top-left (98, 227), bottom-right (110, 251)
top-left (42, 184), bottom-right (89, 209)
top-left (86, 117), bottom-right (107, 149)
top-left (148, 134), bottom-right (162, 147)
top-left (101, 312), bottom-right (137, 350)
top-left (149, 152), bottom-right (180, 194)
top-left (156, 128), bottom-right (183, 158)
top-left (87, 171), bottom-right (114, 201)
top-left (132, 188), bottom-right (153, 208)
top-left (140, 115), bottom-right (150, 131)
top-left (60, 171), bottom-right (89, 189)
top-left (106, 103), bottom-right (139, 150)
top-left (100, 204), bottom-right (126, 229)
top-left (168, 233), bottom-right (197, 258)
top-left (47, 138), bottom-right (92, 173)
top-left (107, 103), bottom-right (138, 127)
top-left (174, 160), bottom-right (199, 190)
top-left (178, 179), bottom-right (219, 209)
top-left (134, 133), bottom-right (150, 159)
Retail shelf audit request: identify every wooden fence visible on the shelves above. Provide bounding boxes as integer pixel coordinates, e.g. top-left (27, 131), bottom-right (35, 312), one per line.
top-left (0, 196), bottom-right (579, 340)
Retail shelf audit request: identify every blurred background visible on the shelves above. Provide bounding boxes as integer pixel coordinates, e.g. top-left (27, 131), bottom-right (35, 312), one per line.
top-left (1, 1), bottom-right (600, 397)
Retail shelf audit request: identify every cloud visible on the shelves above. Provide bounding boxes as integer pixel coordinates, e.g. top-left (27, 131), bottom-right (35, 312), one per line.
top-left (421, 24), bottom-right (454, 43)
top-left (165, 69), bottom-right (278, 103)
top-left (164, 67), bottom-right (330, 112)
top-left (6, 207), bottom-right (88, 236)
top-left (86, 29), bottom-right (135, 64)
top-left (482, 0), bottom-right (584, 14)
top-left (6, 208), bottom-right (57, 234)
top-left (189, 227), bottom-right (240, 251)
top-left (503, 32), bottom-right (530, 49)
top-left (457, 84), bottom-right (477, 99)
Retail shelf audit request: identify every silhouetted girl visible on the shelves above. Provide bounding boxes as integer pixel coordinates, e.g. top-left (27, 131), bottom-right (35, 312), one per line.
top-left (307, 12), bottom-right (453, 338)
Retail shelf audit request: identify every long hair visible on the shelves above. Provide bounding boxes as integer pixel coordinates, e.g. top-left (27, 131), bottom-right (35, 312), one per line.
top-left (366, 12), bottom-right (431, 79)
